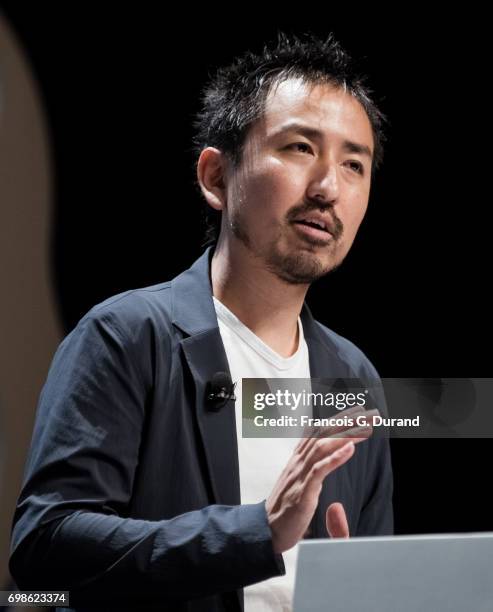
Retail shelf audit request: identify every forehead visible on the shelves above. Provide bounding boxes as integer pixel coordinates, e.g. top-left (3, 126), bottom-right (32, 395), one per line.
top-left (252, 77), bottom-right (374, 152)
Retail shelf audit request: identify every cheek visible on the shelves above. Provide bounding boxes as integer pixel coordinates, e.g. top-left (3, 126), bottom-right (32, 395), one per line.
top-left (243, 161), bottom-right (301, 213)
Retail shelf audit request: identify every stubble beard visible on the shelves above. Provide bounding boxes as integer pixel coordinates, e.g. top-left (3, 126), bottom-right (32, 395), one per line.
top-left (230, 212), bottom-right (341, 285)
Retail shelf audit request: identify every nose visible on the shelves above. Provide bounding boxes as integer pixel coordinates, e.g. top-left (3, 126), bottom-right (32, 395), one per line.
top-left (306, 159), bottom-right (340, 206)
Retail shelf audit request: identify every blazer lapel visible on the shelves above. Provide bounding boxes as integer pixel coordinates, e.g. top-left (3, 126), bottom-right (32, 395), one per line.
top-left (180, 330), bottom-right (240, 506)
top-left (300, 303), bottom-right (352, 538)
top-left (171, 247), bottom-right (240, 506)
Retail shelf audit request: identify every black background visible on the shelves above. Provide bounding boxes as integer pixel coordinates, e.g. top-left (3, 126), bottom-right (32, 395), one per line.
top-left (1, 4), bottom-right (490, 535)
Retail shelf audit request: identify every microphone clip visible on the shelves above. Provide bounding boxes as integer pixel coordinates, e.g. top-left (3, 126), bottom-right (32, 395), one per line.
top-left (206, 372), bottom-right (237, 411)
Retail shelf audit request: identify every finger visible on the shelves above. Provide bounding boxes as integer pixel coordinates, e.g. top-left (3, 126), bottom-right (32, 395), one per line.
top-left (336, 423), bottom-right (374, 441)
top-left (326, 502), bottom-right (350, 538)
top-left (325, 409), bottom-right (380, 441)
top-left (316, 408), bottom-right (380, 439)
top-left (304, 440), bottom-right (355, 497)
top-left (298, 409), bottom-right (378, 461)
top-left (293, 408), bottom-right (376, 477)
top-left (295, 416), bottom-right (365, 463)
top-left (285, 433), bottom-right (368, 503)
top-left (300, 423), bottom-right (371, 480)
top-left (313, 407), bottom-right (369, 438)
top-left (299, 434), bottom-right (355, 475)
top-left (278, 439), bottom-right (359, 518)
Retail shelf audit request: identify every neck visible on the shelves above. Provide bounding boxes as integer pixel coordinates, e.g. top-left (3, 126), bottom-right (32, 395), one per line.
top-left (210, 239), bottom-right (309, 358)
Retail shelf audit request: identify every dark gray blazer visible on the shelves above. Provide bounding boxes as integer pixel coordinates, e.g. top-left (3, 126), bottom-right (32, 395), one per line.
top-left (9, 245), bottom-right (393, 611)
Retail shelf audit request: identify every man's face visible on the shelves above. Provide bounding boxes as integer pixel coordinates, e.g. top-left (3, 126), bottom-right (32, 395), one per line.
top-left (222, 77), bottom-right (374, 284)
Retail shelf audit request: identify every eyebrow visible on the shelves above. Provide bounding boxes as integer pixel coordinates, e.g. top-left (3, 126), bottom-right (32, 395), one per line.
top-left (269, 121), bottom-right (373, 160)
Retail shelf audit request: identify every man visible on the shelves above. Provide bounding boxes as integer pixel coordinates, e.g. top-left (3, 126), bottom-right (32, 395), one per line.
top-left (9, 31), bottom-right (393, 611)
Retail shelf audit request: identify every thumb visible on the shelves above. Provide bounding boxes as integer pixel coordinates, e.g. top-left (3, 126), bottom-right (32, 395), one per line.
top-left (326, 502), bottom-right (350, 539)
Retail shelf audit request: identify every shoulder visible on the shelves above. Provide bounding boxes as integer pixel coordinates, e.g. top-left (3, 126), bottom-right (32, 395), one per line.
top-left (89, 280), bottom-right (172, 320)
top-left (71, 281), bottom-right (174, 348)
top-left (312, 318), bottom-right (380, 380)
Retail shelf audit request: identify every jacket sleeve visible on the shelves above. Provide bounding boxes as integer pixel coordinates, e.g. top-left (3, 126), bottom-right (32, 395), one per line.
top-left (9, 309), bottom-right (285, 606)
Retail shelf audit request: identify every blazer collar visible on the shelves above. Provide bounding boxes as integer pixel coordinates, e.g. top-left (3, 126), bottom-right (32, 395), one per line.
top-left (170, 245), bottom-right (219, 336)
top-left (170, 245), bottom-right (333, 376)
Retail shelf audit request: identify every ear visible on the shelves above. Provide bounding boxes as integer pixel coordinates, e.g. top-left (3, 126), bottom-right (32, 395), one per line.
top-left (196, 147), bottom-right (229, 213)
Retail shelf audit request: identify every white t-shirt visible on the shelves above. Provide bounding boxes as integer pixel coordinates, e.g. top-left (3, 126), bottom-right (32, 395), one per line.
top-left (213, 296), bottom-right (311, 612)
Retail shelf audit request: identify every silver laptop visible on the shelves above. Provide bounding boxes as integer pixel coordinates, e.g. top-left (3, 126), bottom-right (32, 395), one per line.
top-left (293, 533), bottom-right (493, 612)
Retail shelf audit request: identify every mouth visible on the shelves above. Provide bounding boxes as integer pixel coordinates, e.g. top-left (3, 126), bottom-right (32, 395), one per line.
top-left (292, 219), bottom-right (333, 243)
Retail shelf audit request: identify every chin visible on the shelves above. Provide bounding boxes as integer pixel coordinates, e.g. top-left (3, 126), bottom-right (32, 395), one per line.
top-left (267, 249), bottom-right (341, 285)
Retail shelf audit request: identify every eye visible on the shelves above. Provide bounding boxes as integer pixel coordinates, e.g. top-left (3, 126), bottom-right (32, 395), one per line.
top-left (346, 160), bottom-right (364, 175)
top-left (287, 142), bottom-right (313, 154)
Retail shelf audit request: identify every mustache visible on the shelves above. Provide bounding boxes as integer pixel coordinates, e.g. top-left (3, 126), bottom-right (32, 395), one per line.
top-left (287, 203), bottom-right (344, 239)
